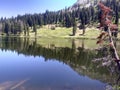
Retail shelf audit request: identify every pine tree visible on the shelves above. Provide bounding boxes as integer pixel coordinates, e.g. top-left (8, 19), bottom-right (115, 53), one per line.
top-left (26, 24), bottom-right (29, 36)
top-left (24, 23), bottom-right (27, 36)
top-left (18, 20), bottom-right (24, 34)
top-left (115, 3), bottom-right (119, 25)
top-left (28, 15), bottom-right (33, 28)
top-left (72, 18), bottom-right (77, 36)
top-left (11, 22), bottom-right (15, 34)
top-left (4, 22), bottom-right (11, 35)
top-left (79, 8), bottom-right (86, 35)
top-left (65, 12), bottom-right (72, 28)
top-left (2, 22), bottom-right (5, 34)
top-left (33, 24), bottom-right (37, 37)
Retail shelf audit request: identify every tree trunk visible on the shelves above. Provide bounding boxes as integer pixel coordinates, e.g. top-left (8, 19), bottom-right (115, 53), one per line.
top-left (82, 28), bottom-right (85, 35)
top-left (108, 27), bottom-right (120, 61)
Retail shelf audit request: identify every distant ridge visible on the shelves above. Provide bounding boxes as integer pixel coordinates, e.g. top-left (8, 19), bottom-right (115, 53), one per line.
top-left (69, 0), bottom-right (105, 11)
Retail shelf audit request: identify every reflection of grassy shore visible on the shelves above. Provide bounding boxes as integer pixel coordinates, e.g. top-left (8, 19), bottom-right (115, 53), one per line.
top-left (36, 38), bottom-right (73, 48)
top-left (35, 38), bottom-right (98, 50)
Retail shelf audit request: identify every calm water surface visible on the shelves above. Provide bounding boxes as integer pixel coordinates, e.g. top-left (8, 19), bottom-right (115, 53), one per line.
top-left (0, 37), bottom-right (118, 90)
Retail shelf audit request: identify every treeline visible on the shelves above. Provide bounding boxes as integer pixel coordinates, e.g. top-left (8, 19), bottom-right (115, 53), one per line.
top-left (0, 0), bottom-right (119, 36)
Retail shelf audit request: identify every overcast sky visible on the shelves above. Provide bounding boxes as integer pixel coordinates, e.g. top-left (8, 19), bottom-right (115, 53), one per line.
top-left (0, 0), bottom-right (76, 18)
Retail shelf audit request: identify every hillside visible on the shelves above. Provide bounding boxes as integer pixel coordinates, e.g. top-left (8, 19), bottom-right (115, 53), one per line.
top-left (69, 0), bottom-right (105, 10)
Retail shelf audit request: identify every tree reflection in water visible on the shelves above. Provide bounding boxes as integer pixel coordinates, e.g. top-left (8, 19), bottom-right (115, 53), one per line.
top-left (93, 39), bottom-right (120, 90)
top-left (0, 37), bottom-right (120, 89)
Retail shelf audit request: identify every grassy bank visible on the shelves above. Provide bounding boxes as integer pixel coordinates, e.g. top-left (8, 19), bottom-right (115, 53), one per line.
top-left (28, 26), bottom-right (101, 39)
top-left (1, 26), bottom-right (120, 39)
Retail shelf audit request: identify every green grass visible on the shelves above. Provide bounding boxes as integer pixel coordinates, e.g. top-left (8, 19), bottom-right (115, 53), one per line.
top-left (28, 26), bottom-right (101, 39)
top-left (30, 27), bottom-right (99, 49)
top-left (83, 28), bottom-right (100, 39)
top-left (0, 25), bottom-right (103, 39)
top-left (36, 27), bottom-right (72, 38)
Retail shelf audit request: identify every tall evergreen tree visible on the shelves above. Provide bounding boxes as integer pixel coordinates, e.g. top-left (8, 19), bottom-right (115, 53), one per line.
top-left (115, 3), bottom-right (119, 25)
top-left (11, 22), bottom-right (15, 34)
top-left (33, 24), bottom-right (37, 37)
top-left (24, 23), bottom-right (27, 36)
top-left (79, 8), bottom-right (86, 35)
top-left (72, 18), bottom-right (77, 36)
top-left (26, 24), bottom-right (29, 36)
top-left (4, 22), bottom-right (11, 35)
top-left (65, 12), bottom-right (72, 28)
top-left (1, 22), bottom-right (5, 34)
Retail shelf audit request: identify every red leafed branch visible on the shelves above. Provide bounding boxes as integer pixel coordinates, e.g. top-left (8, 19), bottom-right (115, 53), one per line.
top-left (105, 19), bottom-right (111, 25)
top-left (110, 24), bottom-right (118, 30)
top-left (97, 2), bottom-right (120, 63)
top-left (98, 3), bottom-right (112, 14)
top-left (97, 32), bottom-right (108, 44)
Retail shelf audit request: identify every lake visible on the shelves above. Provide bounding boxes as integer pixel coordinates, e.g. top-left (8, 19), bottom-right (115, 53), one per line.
top-left (0, 37), bottom-right (119, 90)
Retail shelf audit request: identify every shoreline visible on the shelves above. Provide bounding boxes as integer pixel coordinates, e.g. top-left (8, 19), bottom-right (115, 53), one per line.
top-left (0, 26), bottom-right (119, 40)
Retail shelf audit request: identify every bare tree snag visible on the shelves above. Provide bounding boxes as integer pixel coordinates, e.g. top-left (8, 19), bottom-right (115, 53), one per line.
top-left (97, 2), bottom-right (120, 63)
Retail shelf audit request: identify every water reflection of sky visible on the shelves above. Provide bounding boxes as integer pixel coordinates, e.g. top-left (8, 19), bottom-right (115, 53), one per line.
top-left (0, 50), bottom-right (106, 90)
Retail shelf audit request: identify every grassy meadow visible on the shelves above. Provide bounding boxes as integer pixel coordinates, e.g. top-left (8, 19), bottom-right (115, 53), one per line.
top-left (1, 25), bottom-right (120, 40)
top-left (28, 25), bottom-right (101, 39)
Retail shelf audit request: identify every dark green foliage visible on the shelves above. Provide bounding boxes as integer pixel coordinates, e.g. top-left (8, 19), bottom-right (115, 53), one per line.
top-left (33, 24), bottom-right (37, 36)
top-left (4, 22), bottom-right (11, 35)
top-left (27, 16), bottom-right (33, 27)
top-left (64, 12), bottom-right (72, 28)
top-left (1, 22), bottom-right (5, 34)
top-left (26, 24), bottom-right (29, 36)
top-left (72, 18), bottom-right (77, 36)
top-left (24, 24), bottom-right (27, 36)
top-left (115, 3), bottom-right (119, 25)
